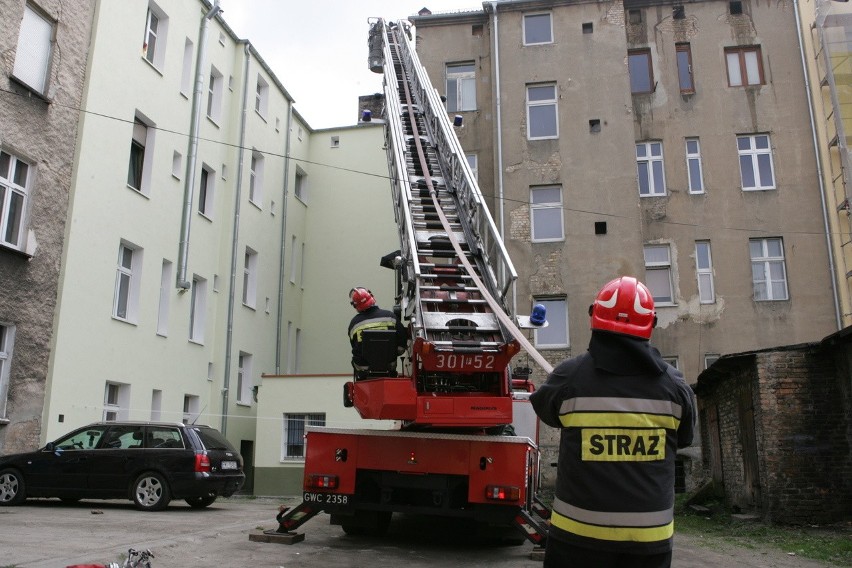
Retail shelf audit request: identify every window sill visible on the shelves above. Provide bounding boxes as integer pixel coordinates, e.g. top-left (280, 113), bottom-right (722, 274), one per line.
top-left (294, 195), bottom-right (307, 206)
top-left (249, 199), bottom-right (263, 212)
top-left (0, 418), bottom-right (10, 426)
top-left (531, 238), bottom-right (565, 244)
top-left (535, 344), bottom-right (570, 350)
top-left (206, 116), bottom-right (221, 128)
top-left (9, 75), bottom-right (52, 103)
top-left (656, 302), bottom-right (677, 308)
top-left (741, 187), bottom-right (776, 192)
top-left (639, 193), bottom-right (668, 198)
top-left (198, 211), bottom-right (214, 222)
top-left (528, 135), bottom-right (559, 142)
top-left (242, 302), bottom-right (257, 311)
top-left (280, 457), bottom-right (306, 463)
top-left (126, 184), bottom-right (151, 198)
top-left (254, 109), bottom-right (268, 123)
top-left (140, 56), bottom-right (165, 77)
top-left (236, 401), bottom-right (252, 408)
top-left (0, 243), bottom-right (33, 260)
top-left (188, 338), bottom-right (205, 346)
top-left (111, 316), bottom-right (138, 326)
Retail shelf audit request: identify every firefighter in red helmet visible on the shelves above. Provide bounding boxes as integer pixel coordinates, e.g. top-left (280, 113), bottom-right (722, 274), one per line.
top-left (347, 287), bottom-right (407, 378)
top-left (530, 276), bottom-right (696, 568)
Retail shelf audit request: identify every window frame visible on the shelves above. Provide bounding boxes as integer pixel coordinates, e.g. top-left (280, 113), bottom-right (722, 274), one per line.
top-left (282, 413), bottom-right (325, 460)
top-left (737, 134), bottom-right (776, 191)
top-left (725, 45), bottom-right (764, 87)
top-left (198, 165), bottom-right (215, 218)
top-left (526, 83), bottom-right (559, 140)
top-left (750, 237), bottom-right (788, 301)
top-left (127, 116), bottom-right (155, 195)
top-left (0, 324), bottom-right (15, 418)
top-left (255, 75), bottom-right (269, 118)
top-left (142, 2), bottom-right (168, 70)
top-left (189, 275), bottom-right (207, 343)
top-left (644, 244), bottom-right (675, 305)
top-left (294, 168), bottom-right (307, 202)
top-left (695, 241), bottom-right (715, 304)
top-left (12, 3), bottom-right (55, 96)
top-left (237, 352), bottom-right (253, 405)
top-left (676, 43), bottom-right (695, 94)
top-left (446, 62), bottom-right (476, 112)
top-left (206, 65), bottom-right (223, 123)
top-left (533, 297), bottom-right (569, 349)
top-left (103, 382), bottom-right (129, 422)
top-left (183, 394), bottom-right (200, 424)
top-left (685, 137), bottom-right (704, 194)
top-left (530, 185), bottom-right (564, 243)
top-left (628, 48), bottom-right (654, 94)
top-left (243, 247), bottom-right (258, 308)
top-left (0, 150), bottom-right (32, 251)
top-left (113, 242), bottom-right (142, 323)
top-left (523, 12), bottom-right (553, 45)
top-left (249, 151), bottom-right (264, 206)
top-left (636, 141), bottom-right (667, 197)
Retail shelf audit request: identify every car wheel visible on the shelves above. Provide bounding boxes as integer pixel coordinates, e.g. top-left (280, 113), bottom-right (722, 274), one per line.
top-left (0, 469), bottom-right (26, 506)
top-left (185, 495), bottom-right (216, 509)
top-left (132, 472), bottom-right (171, 511)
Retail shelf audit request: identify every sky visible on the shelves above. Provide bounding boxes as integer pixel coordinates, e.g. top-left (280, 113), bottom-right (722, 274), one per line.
top-left (223, 1), bottom-right (483, 129)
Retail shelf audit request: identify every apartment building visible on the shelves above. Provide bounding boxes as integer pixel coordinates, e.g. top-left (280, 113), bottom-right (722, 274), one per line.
top-left (0, 0), bottom-right (95, 453)
top-left (411, 0), bottom-right (840, 391)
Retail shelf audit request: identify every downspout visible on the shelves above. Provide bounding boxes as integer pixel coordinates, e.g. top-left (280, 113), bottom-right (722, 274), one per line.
top-left (220, 42), bottom-right (252, 435)
top-left (794, 0), bottom-right (842, 330)
top-left (177, 0), bottom-right (221, 289)
top-left (275, 105), bottom-right (294, 372)
top-left (489, 2), bottom-right (512, 314)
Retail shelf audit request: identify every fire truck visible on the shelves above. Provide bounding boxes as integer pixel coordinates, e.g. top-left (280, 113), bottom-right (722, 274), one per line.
top-left (271, 18), bottom-right (553, 545)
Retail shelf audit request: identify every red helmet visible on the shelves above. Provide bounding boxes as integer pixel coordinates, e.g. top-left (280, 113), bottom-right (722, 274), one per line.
top-left (589, 276), bottom-right (656, 339)
top-left (349, 287), bottom-right (376, 312)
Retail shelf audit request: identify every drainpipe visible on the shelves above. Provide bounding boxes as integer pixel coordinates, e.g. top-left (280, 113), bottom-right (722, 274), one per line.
top-left (220, 42), bottom-right (252, 435)
top-left (275, 105), bottom-right (294, 373)
top-left (489, 2), bottom-right (512, 313)
top-left (177, 0), bottom-right (221, 289)
top-left (794, 0), bottom-right (842, 330)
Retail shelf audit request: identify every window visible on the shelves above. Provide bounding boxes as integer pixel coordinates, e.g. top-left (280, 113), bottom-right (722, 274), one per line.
top-left (299, 243), bottom-right (306, 289)
top-left (243, 247), bottom-right (258, 307)
top-left (255, 75), bottom-right (269, 118)
top-left (289, 236), bottom-right (297, 284)
top-left (636, 142), bottom-right (666, 196)
top-left (644, 244), bottom-right (674, 304)
top-left (725, 46), bottom-right (763, 87)
top-left (249, 152), bottom-right (264, 205)
top-left (628, 49), bottom-right (653, 94)
top-left (183, 394), bottom-right (200, 424)
top-left (127, 114), bottom-right (154, 195)
top-left (466, 154), bottom-right (478, 181)
top-left (151, 389), bottom-right (162, 421)
top-left (685, 138), bottom-right (704, 194)
top-left (0, 324), bottom-right (15, 418)
top-left (530, 185), bottom-right (564, 242)
top-left (523, 13), bottom-right (552, 45)
top-left (704, 353), bottom-right (720, 368)
top-left (446, 62), bottom-right (476, 112)
top-left (207, 65), bottom-right (223, 122)
top-left (142, 3), bottom-right (168, 70)
top-left (533, 298), bottom-right (569, 348)
top-left (676, 43), bottom-right (694, 94)
top-left (103, 382), bottom-right (129, 421)
top-left (750, 238), bottom-right (788, 301)
top-left (55, 425), bottom-right (107, 450)
top-left (526, 84), bottom-right (558, 140)
top-left (113, 242), bottom-right (142, 322)
top-left (695, 241), bottom-right (715, 303)
top-left (180, 38), bottom-right (193, 96)
top-left (237, 352), bottom-right (253, 405)
top-left (12, 4), bottom-right (54, 95)
top-left (198, 165), bottom-right (214, 217)
top-left (295, 328), bottom-right (303, 373)
top-left (283, 413), bottom-right (325, 459)
top-left (0, 151), bottom-right (31, 250)
top-left (190, 275), bottom-right (207, 342)
top-left (156, 259), bottom-right (172, 336)
top-left (673, 5), bottom-right (685, 19)
top-left (286, 321), bottom-right (293, 373)
top-left (171, 151), bottom-right (182, 180)
top-left (737, 134), bottom-right (775, 190)
top-left (330, 136), bottom-right (340, 148)
top-left (662, 356), bottom-right (679, 369)
top-left (294, 169), bottom-right (307, 201)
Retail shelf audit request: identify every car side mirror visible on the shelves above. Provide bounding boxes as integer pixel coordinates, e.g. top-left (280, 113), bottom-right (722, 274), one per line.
top-left (45, 442), bottom-right (54, 452)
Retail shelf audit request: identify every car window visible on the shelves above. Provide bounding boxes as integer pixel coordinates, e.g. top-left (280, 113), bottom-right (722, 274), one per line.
top-left (55, 427), bottom-right (107, 450)
top-left (192, 427), bottom-right (235, 451)
top-left (100, 425), bottom-right (145, 449)
top-left (147, 427), bottom-right (184, 449)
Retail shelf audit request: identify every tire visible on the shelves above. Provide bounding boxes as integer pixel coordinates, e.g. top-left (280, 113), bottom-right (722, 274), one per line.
top-left (185, 495), bottom-right (217, 509)
top-left (132, 472), bottom-right (171, 511)
top-left (0, 468), bottom-right (26, 506)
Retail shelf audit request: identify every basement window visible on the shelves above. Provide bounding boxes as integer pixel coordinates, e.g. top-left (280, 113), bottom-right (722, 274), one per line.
top-left (582, 22), bottom-right (593, 34)
top-left (673, 5), bottom-right (685, 20)
top-left (730, 1), bottom-right (743, 15)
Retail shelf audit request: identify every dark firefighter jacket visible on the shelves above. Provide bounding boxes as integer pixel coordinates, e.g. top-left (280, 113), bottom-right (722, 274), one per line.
top-left (347, 305), bottom-right (407, 369)
top-left (529, 330), bottom-right (696, 555)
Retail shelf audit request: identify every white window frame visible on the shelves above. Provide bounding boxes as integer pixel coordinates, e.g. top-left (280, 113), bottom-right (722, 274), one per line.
top-left (0, 324), bottom-right (16, 418)
top-left (289, 236), bottom-right (298, 284)
top-left (237, 352), bottom-right (253, 405)
top-left (198, 165), bottom-right (215, 218)
top-left (685, 138), bottom-right (704, 194)
top-left (750, 237), bottom-right (788, 301)
top-left (127, 113), bottom-right (155, 195)
top-left (662, 356), bottom-right (679, 370)
top-left (113, 242), bottom-right (143, 323)
top-left (704, 353), bottom-right (720, 369)
top-left (243, 247), bottom-right (258, 308)
top-left (183, 394), bottom-right (200, 424)
top-left (207, 65), bottom-right (223, 123)
top-left (636, 141), bottom-right (666, 197)
top-left (695, 241), bottom-right (715, 304)
top-left (12, 4), bottom-right (54, 95)
top-left (295, 328), bottom-right (303, 373)
top-left (294, 169), bottom-right (307, 202)
top-left (156, 259), bottom-right (172, 336)
top-left (282, 413), bottom-right (325, 460)
top-left (523, 12), bottom-right (553, 45)
top-left (180, 38), bottom-right (193, 96)
top-left (526, 83), bottom-right (558, 140)
top-left (533, 298), bottom-right (569, 349)
top-left (103, 382), bottom-right (129, 421)
top-left (189, 275), bottom-right (207, 343)
top-left (151, 389), bottom-right (162, 421)
top-left (142, 2), bottom-right (169, 70)
top-left (737, 134), bottom-right (775, 191)
top-left (249, 152), bottom-right (264, 205)
top-left (530, 185), bottom-right (564, 243)
top-left (446, 62), bottom-right (476, 112)
top-left (0, 150), bottom-right (31, 251)
top-left (644, 244), bottom-right (675, 304)
top-left (255, 75), bottom-right (269, 118)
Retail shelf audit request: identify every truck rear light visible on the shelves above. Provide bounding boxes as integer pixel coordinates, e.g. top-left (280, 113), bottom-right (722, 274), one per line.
top-left (306, 474), bottom-right (339, 489)
top-left (194, 452), bottom-right (211, 473)
top-left (485, 485), bottom-right (520, 501)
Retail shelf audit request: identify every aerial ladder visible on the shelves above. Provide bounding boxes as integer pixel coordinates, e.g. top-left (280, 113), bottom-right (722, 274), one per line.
top-left (269, 18), bottom-right (553, 545)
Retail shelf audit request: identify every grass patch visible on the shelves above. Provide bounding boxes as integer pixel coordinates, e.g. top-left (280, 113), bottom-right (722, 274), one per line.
top-left (675, 496), bottom-right (852, 566)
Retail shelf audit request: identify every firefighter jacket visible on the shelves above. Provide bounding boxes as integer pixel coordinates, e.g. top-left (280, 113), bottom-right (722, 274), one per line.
top-left (348, 305), bottom-right (407, 369)
top-left (529, 330), bottom-right (696, 555)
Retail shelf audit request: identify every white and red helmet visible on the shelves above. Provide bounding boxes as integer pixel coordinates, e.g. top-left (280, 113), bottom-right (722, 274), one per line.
top-left (589, 276), bottom-right (656, 339)
top-left (349, 287), bottom-right (376, 312)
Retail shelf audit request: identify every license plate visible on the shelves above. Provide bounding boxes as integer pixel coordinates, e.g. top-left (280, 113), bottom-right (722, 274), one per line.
top-left (303, 492), bottom-right (351, 505)
top-left (221, 460), bottom-right (238, 470)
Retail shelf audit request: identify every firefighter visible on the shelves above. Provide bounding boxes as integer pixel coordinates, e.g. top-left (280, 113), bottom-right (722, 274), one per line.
top-left (530, 276), bottom-right (696, 568)
top-left (347, 287), bottom-right (407, 378)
